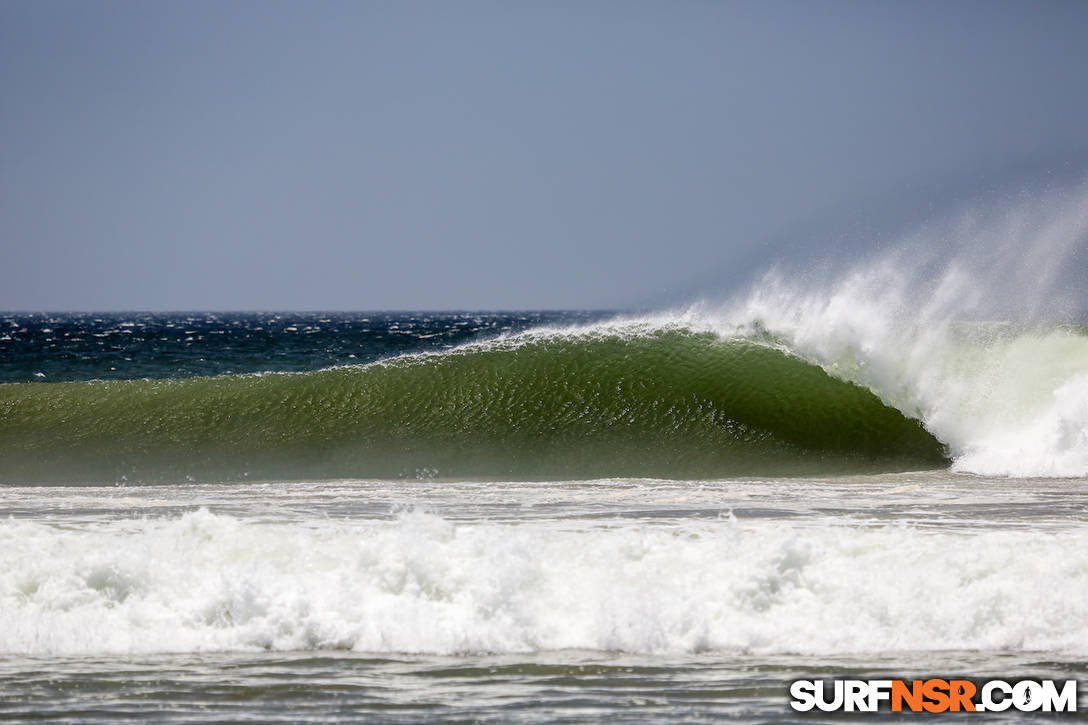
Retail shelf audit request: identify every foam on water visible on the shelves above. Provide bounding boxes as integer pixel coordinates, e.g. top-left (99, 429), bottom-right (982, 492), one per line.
top-left (2, 508), bottom-right (1086, 656)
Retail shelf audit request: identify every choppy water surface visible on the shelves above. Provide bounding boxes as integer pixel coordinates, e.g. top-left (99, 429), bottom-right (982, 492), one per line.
top-left (4, 650), bottom-right (1086, 723)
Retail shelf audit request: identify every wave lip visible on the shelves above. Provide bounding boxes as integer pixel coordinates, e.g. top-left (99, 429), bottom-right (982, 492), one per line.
top-left (723, 277), bottom-right (1088, 479)
top-left (2, 509), bottom-right (1086, 656)
top-left (0, 328), bottom-right (946, 483)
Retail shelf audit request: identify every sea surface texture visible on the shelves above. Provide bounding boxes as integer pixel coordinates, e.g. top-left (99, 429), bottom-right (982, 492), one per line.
top-left (2, 308), bottom-right (1087, 722)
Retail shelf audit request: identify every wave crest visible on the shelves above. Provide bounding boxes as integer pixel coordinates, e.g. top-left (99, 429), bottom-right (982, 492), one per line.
top-left (0, 328), bottom-right (945, 483)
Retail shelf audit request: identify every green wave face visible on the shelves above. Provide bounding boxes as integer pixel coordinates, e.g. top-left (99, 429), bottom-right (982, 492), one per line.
top-left (0, 330), bottom-right (948, 483)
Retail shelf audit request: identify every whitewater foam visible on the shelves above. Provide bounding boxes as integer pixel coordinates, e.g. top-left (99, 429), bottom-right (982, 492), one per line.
top-left (2, 508), bottom-right (1087, 656)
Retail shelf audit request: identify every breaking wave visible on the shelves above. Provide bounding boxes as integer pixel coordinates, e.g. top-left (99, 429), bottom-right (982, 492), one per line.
top-left (4, 181), bottom-right (1088, 482)
top-left (2, 508), bottom-right (1086, 656)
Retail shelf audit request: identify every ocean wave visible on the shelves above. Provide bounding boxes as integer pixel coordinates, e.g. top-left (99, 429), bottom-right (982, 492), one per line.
top-left (0, 328), bottom-right (946, 483)
top-left (4, 308), bottom-right (1088, 481)
top-left (686, 179), bottom-right (1088, 478)
top-left (2, 508), bottom-right (1085, 656)
top-left (4, 183), bottom-right (1087, 481)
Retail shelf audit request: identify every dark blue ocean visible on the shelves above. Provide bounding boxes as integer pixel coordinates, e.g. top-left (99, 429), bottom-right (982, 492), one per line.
top-left (0, 311), bottom-right (609, 383)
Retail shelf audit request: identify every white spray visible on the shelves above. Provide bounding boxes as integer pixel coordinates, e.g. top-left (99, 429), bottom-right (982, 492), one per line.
top-left (704, 181), bottom-right (1088, 476)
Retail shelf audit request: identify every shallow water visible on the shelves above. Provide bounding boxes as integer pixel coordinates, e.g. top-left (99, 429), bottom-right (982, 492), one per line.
top-left (4, 650), bottom-right (1086, 722)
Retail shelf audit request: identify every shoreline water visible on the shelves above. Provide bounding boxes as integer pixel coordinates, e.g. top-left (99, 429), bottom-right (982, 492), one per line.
top-left (2, 474), bottom-right (1087, 721)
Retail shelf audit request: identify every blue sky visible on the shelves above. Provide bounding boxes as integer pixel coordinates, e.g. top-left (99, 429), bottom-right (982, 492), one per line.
top-left (2, 0), bottom-right (1087, 310)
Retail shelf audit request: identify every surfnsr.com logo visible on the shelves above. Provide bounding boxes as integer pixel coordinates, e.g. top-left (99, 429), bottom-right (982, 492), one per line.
top-left (789, 679), bottom-right (1077, 713)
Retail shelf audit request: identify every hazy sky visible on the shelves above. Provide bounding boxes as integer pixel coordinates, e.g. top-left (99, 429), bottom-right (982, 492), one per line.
top-left (3, 0), bottom-right (1088, 310)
